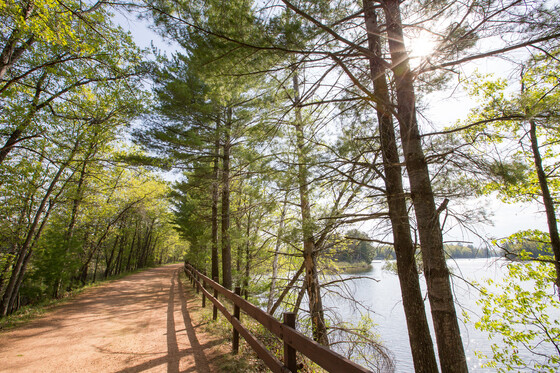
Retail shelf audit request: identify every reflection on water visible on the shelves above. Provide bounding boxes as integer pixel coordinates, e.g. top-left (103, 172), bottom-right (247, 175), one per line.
top-left (323, 258), bottom-right (554, 372)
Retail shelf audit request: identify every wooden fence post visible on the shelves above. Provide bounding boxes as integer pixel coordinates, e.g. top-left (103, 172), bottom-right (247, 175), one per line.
top-left (213, 276), bottom-right (218, 321)
top-left (232, 286), bottom-right (241, 354)
top-left (283, 312), bottom-right (297, 372)
top-left (201, 272), bottom-right (206, 308)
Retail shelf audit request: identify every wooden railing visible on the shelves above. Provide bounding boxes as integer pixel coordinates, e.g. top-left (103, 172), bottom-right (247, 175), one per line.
top-left (184, 263), bottom-right (372, 373)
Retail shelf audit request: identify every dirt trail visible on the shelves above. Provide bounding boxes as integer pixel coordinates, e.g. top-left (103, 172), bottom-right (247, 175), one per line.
top-left (0, 264), bottom-right (228, 373)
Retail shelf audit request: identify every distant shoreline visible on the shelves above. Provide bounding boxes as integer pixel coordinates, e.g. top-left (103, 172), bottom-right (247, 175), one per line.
top-left (328, 261), bottom-right (372, 274)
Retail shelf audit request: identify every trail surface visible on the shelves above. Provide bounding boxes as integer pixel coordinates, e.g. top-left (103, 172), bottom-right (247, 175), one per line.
top-left (0, 264), bottom-right (227, 372)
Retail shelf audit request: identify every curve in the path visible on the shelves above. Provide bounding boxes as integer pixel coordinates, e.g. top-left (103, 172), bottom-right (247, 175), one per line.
top-left (0, 264), bottom-right (227, 373)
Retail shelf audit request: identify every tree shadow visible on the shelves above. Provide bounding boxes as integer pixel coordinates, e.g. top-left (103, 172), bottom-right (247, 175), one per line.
top-left (167, 272), bottom-right (180, 373)
top-left (176, 270), bottom-right (213, 372)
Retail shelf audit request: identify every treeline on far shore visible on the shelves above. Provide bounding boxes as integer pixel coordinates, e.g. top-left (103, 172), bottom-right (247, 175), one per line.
top-left (330, 230), bottom-right (510, 266)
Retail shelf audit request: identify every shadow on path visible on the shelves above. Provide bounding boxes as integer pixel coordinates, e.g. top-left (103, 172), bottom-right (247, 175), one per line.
top-left (176, 271), bottom-right (212, 372)
top-left (167, 272), bottom-right (180, 373)
top-left (122, 268), bottom-right (214, 373)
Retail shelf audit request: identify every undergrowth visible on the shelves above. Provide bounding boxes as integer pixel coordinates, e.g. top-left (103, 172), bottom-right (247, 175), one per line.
top-left (179, 272), bottom-right (328, 373)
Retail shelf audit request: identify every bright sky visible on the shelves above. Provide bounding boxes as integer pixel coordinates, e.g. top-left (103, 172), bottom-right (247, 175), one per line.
top-left (116, 9), bottom-right (550, 248)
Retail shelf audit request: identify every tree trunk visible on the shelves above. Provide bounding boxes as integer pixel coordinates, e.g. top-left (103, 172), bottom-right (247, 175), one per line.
top-left (382, 1), bottom-right (467, 371)
top-left (92, 252), bottom-right (100, 283)
top-left (0, 2), bottom-right (35, 81)
top-left (211, 120), bottom-right (221, 280)
top-left (1, 142), bottom-right (77, 316)
top-left (267, 194), bottom-right (288, 313)
top-left (114, 233), bottom-right (126, 276)
top-left (104, 235), bottom-right (119, 279)
top-left (269, 264), bottom-right (305, 317)
top-left (529, 119), bottom-right (560, 288)
top-left (125, 223), bottom-right (138, 272)
top-left (54, 157), bottom-right (90, 297)
top-left (293, 71), bottom-right (329, 346)
top-left (221, 107), bottom-right (232, 290)
top-left (139, 220), bottom-right (154, 268)
top-left (363, 2), bottom-right (439, 371)
top-left (5, 249), bottom-right (32, 315)
top-left (244, 209), bottom-right (251, 300)
top-left (0, 73), bottom-right (45, 166)
top-left (4, 192), bottom-right (59, 314)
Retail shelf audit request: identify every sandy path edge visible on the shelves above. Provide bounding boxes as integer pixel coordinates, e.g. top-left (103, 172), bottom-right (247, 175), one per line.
top-left (0, 264), bottom-right (228, 373)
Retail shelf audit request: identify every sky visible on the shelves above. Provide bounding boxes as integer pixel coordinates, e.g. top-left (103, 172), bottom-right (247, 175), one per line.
top-left (113, 8), bottom-right (550, 248)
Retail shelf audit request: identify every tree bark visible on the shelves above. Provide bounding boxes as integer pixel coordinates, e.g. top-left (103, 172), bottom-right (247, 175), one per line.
top-left (382, 1), bottom-right (467, 371)
top-left (1, 141), bottom-right (78, 316)
top-left (363, 2), bottom-right (439, 371)
top-left (211, 120), bottom-right (221, 280)
top-left (125, 223), bottom-right (138, 272)
top-left (267, 193), bottom-right (288, 313)
top-left (53, 153), bottom-right (91, 297)
top-left (104, 235), bottom-right (119, 279)
top-left (221, 107), bottom-right (232, 290)
top-left (244, 209), bottom-right (251, 300)
top-left (0, 2), bottom-right (35, 81)
top-left (269, 264), bottom-right (305, 317)
top-left (293, 71), bottom-right (329, 346)
top-left (0, 73), bottom-right (45, 166)
top-left (529, 119), bottom-right (560, 288)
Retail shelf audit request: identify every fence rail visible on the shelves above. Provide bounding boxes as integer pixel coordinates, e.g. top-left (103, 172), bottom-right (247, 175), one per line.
top-left (183, 263), bottom-right (372, 373)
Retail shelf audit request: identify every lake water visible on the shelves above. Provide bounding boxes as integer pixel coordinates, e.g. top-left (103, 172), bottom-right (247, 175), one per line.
top-left (323, 258), bottom-right (556, 372)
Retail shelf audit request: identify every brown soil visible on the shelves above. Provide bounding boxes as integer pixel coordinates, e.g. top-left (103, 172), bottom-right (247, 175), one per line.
top-left (0, 264), bottom-right (229, 373)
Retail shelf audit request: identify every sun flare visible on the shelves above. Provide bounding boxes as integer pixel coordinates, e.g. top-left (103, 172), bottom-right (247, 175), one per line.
top-left (408, 32), bottom-right (437, 59)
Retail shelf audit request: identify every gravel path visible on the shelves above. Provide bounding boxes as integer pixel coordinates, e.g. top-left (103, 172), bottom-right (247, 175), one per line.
top-left (0, 264), bottom-right (227, 373)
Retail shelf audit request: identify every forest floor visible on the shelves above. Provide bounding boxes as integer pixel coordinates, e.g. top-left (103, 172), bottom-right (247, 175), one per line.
top-left (0, 263), bottom-right (232, 373)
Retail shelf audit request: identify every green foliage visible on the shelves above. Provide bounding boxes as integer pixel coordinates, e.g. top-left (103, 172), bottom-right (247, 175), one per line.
top-left (444, 244), bottom-right (496, 259)
top-left (458, 49), bottom-right (560, 203)
top-left (495, 230), bottom-right (552, 260)
top-left (0, 0), bottom-right (179, 312)
top-left (474, 258), bottom-right (560, 372)
top-left (331, 230), bottom-right (376, 264)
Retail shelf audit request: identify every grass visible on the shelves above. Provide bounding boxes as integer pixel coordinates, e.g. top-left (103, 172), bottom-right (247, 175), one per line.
top-left (178, 272), bottom-right (329, 373)
top-left (178, 272), bottom-right (272, 373)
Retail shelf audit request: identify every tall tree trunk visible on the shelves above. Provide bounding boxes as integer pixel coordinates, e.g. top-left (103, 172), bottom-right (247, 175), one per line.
top-left (293, 71), bottom-right (329, 346)
top-left (114, 233), bottom-right (126, 276)
top-left (382, 1), bottom-right (467, 371)
top-left (1, 142), bottom-right (78, 316)
top-left (529, 119), bottom-right (560, 288)
top-left (5, 249), bottom-right (32, 315)
top-left (267, 194), bottom-right (288, 313)
top-left (79, 201), bottom-right (142, 284)
top-left (269, 264), bottom-right (305, 317)
top-left (4, 189), bottom-right (59, 314)
top-left (104, 235), bottom-right (119, 279)
top-left (125, 223), bottom-right (138, 272)
top-left (0, 197), bottom-right (31, 297)
top-left (363, 2), bottom-right (439, 371)
top-left (54, 156), bottom-right (90, 297)
top-left (211, 126), bottom-right (220, 278)
top-left (221, 107), bottom-right (232, 290)
top-left (244, 209), bottom-right (251, 300)
top-left (92, 252), bottom-right (100, 283)
top-left (139, 220), bottom-right (154, 268)
top-left (211, 121), bottom-right (221, 280)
